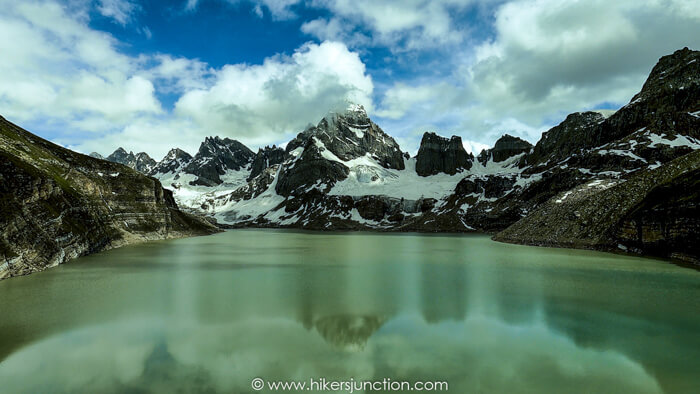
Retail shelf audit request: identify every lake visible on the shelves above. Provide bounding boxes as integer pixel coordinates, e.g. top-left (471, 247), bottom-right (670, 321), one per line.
top-left (0, 230), bottom-right (698, 393)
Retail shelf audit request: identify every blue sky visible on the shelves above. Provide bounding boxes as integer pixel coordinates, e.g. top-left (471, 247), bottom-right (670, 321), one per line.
top-left (1, 0), bottom-right (698, 158)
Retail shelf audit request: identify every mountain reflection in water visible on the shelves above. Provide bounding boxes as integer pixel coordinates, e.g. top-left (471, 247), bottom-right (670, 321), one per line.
top-left (0, 230), bottom-right (698, 393)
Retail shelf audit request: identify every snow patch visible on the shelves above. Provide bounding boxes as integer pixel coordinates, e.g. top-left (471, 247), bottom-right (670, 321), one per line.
top-left (554, 191), bottom-right (573, 204)
top-left (596, 149), bottom-right (647, 163)
top-left (647, 133), bottom-right (700, 149)
top-left (329, 157), bottom-right (464, 200)
top-left (348, 126), bottom-right (365, 139)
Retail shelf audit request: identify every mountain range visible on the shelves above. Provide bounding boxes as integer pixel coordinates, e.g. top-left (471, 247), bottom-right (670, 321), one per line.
top-left (2, 47), bottom-right (699, 278)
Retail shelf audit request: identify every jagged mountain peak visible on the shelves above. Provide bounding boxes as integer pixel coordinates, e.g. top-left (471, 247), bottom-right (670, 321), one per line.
top-left (149, 148), bottom-right (193, 176)
top-left (317, 103), bottom-right (373, 134)
top-left (164, 148), bottom-right (192, 160)
top-left (107, 147), bottom-right (133, 161)
top-left (285, 103), bottom-right (405, 171)
top-left (198, 136), bottom-right (251, 154)
top-left (184, 136), bottom-right (255, 186)
top-left (634, 47), bottom-right (699, 101)
top-left (249, 145), bottom-right (285, 181)
top-left (325, 102), bottom-right (368, 118)
top-left (203, 135), bottom-right (233, 144)
top-left (134, 151), bottom-right (152, 158)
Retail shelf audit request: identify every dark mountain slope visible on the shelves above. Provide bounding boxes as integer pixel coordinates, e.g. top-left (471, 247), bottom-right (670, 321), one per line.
top-left (495, 150), bottom-right (700, 264)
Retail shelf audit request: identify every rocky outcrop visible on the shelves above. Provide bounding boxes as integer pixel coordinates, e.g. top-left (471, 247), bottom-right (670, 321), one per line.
top-left (0, 116), bottom-right (219, 280)
top-left (248, 146), bottom-right (285, 181)
top-left (478, 134), bottom-right (533, 164)
top-left (89, 152), bottom-right (104, 159)
top-left (184, 136), bottom-right (255, 186)
top-left (415, 132), bottom-right (473, 176)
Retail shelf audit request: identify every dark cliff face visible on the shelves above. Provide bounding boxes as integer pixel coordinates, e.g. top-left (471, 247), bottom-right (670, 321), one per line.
top-left (478, 134), bottom-right (533, 165)
top-left (184, 136), bottom-right (255, 186)
top-left (248, 146), bottom-right (285, 181)
top-left (402, 48), bottom-right (699, 244)
top-left (0, 116), bottom-right (219, 280)
top-left (415, 132), bottom-right (473, 176)
top-left (615, 165), bottom-right (700, 263)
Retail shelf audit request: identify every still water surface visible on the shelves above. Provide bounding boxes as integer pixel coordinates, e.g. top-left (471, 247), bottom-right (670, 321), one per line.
top-left (0, 230), bottom-right (699, 393)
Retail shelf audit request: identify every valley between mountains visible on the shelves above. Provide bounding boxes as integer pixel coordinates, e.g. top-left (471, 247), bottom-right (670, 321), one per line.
top-left (2, 48), bottom-right (699, 278)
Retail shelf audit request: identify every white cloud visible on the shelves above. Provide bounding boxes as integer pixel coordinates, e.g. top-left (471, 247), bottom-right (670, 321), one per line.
top-left (303, 0), bottom-right (487, 51)
top-left (0, 1), bottom-right (160, 127)
top-left (376, 83), bottom-right (457, 120)
top-left (254, 0), bottom-right (299, 20)
top-left (77, 39), bottom-right (375, 158)
top-left (96, 0), bottom-right (139, 25)
top-left (173, 41), bottom-right (374, 145)
top-left (300, 18), bottom-right (371, 48)
top-left (143, 55), bottom-right (214, 93)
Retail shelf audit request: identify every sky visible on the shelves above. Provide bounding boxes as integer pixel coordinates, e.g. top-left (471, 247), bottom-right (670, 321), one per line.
top-left (0, 0), bottom-right (698, 159)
